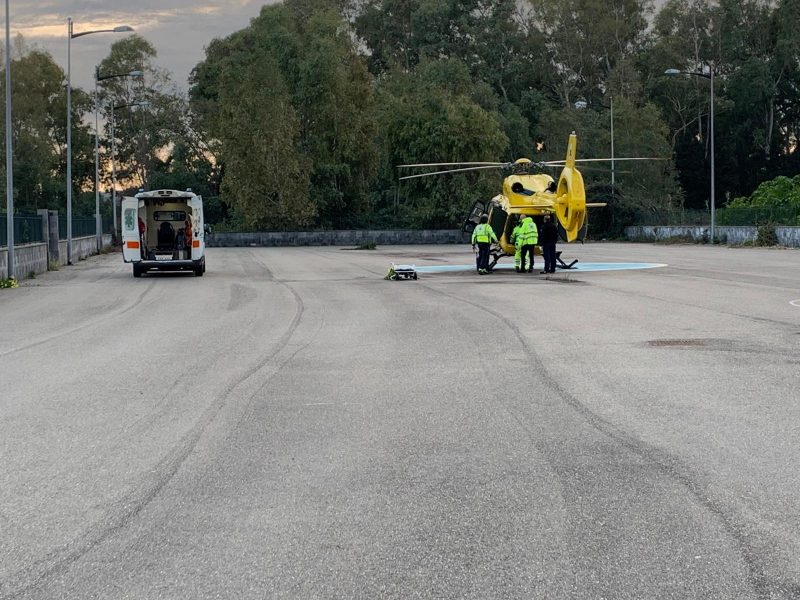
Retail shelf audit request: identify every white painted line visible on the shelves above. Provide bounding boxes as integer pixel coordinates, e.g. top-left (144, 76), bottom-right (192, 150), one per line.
top-left (790, 299), bottom-right (800, 307)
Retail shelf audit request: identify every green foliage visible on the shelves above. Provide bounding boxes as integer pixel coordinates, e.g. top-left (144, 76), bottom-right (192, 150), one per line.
top-left (728, 176), bottom-right (800, 208)
top-left (0, 39), bottom-right (94, 212)
top-left (374, 65), bottom-right (509, 228)
top-left (755, 224), bottom-right (778, 246)
top-left (356, 240), bottom-right (377, 250)
top-left (0, 277), bottom-right (19, 289)
top-left (217, 56), bottom-right (314, 231)
top-left (190, 1), bottom-right (376, 229)
top-left (97, 36), bottom-right (217, 197)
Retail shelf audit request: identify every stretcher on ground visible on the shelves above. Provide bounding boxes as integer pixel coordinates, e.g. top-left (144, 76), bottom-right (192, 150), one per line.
top-left (385, 263), bottom-right (418, 280)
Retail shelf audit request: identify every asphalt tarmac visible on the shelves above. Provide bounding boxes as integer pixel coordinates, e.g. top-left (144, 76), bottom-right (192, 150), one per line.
top-left (1, 243), bottom-right (799, 599)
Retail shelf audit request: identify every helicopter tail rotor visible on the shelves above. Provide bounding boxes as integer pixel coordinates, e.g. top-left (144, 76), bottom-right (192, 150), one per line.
top-left (554, 133), bottom-right (587, 242)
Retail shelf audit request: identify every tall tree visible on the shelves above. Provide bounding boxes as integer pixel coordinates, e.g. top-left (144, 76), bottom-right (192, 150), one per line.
top-left (191, 0), bottom-right (378, 228)
top-left (97, 35), bottom-right (213, 195)
top-left (0, 38), bottom-right (93, 214)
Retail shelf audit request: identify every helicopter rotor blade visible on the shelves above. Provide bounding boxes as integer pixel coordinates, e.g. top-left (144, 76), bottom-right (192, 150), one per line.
top-left (543, 157), bottom-right (670, 164)
top-left (398, 164), bottom-right (506, 180)
top-left (398, 161), bottom-right (506, 168)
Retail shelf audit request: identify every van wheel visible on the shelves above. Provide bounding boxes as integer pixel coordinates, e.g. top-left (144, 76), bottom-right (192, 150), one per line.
top-left (133, 264), bottom-right (142, 278)
top-left (194, 264), bottom-right (204, 277)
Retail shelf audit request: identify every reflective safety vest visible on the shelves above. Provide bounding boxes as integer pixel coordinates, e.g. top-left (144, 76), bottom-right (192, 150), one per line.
top-left (519, 217), bottom-right (539, 245)
top-left (511, 224), bottom-right (523, 247)
top-left (472, 223), bottom-right (497, 244)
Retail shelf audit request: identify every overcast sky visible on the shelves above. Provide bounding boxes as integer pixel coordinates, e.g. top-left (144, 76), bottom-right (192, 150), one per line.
top-left (9, 0), bottom-right (275, 92)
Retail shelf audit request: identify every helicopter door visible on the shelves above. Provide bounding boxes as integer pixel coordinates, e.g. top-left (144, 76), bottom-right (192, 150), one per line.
top-left (489, 207), bottom-right (507, 241)
top-left (121, 197), bottom-right (142, 263)
top-left (462, 200), bottom-right (486, 233)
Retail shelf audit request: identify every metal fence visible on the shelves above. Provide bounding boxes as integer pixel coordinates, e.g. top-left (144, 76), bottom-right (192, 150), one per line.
top-left (715, 206), bottom-right (800, 226)
top-left (1, 214), bottom-right (117, 246)
top-left (631, 206), bottom-right (800, 227)
top-left (59, 217), bottom-right (94, 239)
top-left (0, 214), bottom-right (45, 246)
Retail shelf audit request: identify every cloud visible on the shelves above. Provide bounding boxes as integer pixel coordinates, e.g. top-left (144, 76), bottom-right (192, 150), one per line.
top-left (9, 0), bottom-right (269, 90)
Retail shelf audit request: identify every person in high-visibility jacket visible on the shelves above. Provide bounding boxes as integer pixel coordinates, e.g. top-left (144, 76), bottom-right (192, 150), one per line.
top-left (471, 214), bottom-right (498, 274)
top-left (518, 215), bottom-right (539, 273)
top-left (510, 218), bottom-right (523, 272)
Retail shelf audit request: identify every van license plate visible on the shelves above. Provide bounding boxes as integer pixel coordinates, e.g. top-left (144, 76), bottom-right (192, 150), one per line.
top-left (155, 255), bottom-right (173, 261)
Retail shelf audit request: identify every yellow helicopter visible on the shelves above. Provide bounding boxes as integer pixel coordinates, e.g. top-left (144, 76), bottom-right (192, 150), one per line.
top-left (399, 132), bottom-right (642, 270)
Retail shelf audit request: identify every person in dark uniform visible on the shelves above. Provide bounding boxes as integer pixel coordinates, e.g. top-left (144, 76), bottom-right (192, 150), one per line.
top-left (540, 213), bottom-right (559, 274)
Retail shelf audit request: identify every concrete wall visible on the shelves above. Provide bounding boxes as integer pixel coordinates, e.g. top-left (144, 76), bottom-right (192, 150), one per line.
top-left (625, 225), bottom-right (800, 247)
top-left (777, 227), bottom-right (800, 246)
top-left (57, 234), bottom-right (113, 263)
top-left (0, 234), bottom-right (113, 281)
top-left (0, 242), bottom-right (48, 280)
top-left (207, 230), bottom-right (469, 247)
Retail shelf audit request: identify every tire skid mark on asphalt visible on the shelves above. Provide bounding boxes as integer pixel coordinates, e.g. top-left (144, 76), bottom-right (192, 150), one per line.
top-left (594, 278), bottom-right (800, 330)
top-left (0, 280), bottom-right (157, 359)
top-left (0, 252), bottom-right (308, 600)
top-left (416, 281), bottom-right (771, 600)
top-left (210, 250), bottom-right (326, 444)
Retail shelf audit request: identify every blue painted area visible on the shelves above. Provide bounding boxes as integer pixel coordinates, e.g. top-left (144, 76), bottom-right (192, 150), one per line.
top-left (414, 262), bottom-right (666, 274)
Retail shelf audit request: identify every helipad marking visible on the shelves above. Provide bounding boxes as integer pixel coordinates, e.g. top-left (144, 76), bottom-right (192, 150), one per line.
top-left (790, 299), bottom-right (800, 307)
top-left (414, 262), bottom-right (667, 274)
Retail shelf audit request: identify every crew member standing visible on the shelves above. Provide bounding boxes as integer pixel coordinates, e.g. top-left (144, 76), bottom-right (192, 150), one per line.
top-left (510, 217), bottom-right (523, 272)
top-left (540, 213), bottom-right (558, 274)
top-left (471, 214), bottom-right (497, 275)
top-left (518, 215), bottom-right (538, 273)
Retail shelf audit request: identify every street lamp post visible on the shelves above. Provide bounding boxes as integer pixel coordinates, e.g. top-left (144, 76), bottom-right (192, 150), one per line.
top-left (665, 65), bottom-right (715, 242)
top-left (66, 18), bottom-right (132, 264)
top-left (95, 70), bottom-right (142, 247)
top-left (109, 100), bottom-right (150, 239)
top-left (574, 96), bottom-right (615, 187)
top-left (5, 0), bottom-right (14, 279)
top-left (610, 95), bottom-right (615, 188)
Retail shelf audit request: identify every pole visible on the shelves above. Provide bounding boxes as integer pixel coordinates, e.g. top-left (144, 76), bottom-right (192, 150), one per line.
top-left (610, 95), bottom-right (615, 189)
top-left (94, 74), bottom-right (101, 251)
top-left (111, 106), bottom-right (117, 240)
top-left (66, 17), bottom-right (73, 264)
top-left (709, 65), bottom-right (715, 244)
top-left (4, 0), bottom-right (14, 280)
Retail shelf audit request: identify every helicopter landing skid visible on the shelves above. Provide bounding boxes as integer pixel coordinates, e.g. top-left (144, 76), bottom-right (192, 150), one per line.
top-left (487, 251), bottom-right (507, 272)
top-left (556, 251), bottom-right (578, 270)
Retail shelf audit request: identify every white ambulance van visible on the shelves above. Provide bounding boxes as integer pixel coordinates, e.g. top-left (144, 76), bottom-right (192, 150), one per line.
top-left (121, 189), bottom-right (206, 277)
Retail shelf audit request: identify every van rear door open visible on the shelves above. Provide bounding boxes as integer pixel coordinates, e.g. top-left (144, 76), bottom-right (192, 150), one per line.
top-left (190, 195), bottom-right (204, 261)
top-left (121, 196), bottom-right (142, 263)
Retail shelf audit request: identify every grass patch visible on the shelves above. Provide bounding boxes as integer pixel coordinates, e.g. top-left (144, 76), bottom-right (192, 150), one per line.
top-left (0, 277), bottom-right (19, 289)
top-left (355, 239), bottom-right (377, 250)
top-left (49, 260), bottom-right (60, 271)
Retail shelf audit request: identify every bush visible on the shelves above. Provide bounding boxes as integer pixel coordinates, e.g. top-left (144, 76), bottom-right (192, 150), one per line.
top-left (0, 277), bottom-right (19, 288)
top-left (756, 224), bottom-right (778, 246)
top-left (356, 239), bottom-right (377, 250)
